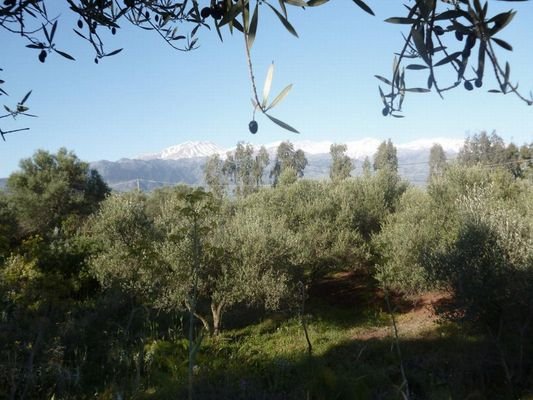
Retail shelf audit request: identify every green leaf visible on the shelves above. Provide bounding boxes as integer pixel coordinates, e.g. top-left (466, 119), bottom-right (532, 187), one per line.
top-left (266, 84), bottom-right (292, 111)
top-left (378, 86), bottom-right (387, 106)
top-left (352, 0), bottom-right (374, 16)
top-left (406, 64), bottom-right (428, 70)
top-left (247, 1), bottom-right (259, 50)
top-left (265, 113), bottom-right (299, 133)
top-left (488, 11), bottom-right (516, 36)
top-left (284, 0), bottom-right (307, 6)
top-left (374, 75), bottom-right (392, 85)
top-left (434, 51), bottom-right (461, 67)
top-left (504, 62), bottom-right (510, 85)
top-left (219, 2), bottom-right (244, 26)
top-left (306, 0), bottom-right (328, 5)
top-left (54, 49), bottom-right (76, 60)
top-left (265, 2), bottom-right (299, 37)
top-left (20, 90), bottom-right (32, 105)
top-left (106, 48), bottom-right (123, 57)
top-left (491, 37), bottom-right (513, 51)
top-left (279, 0), bottom-right (287, 17)
top-left (404, 87), bottom-right (431, 93)
top-left (385, 17), bottom-right (417, 24)
top-left (262, 63), bottom-right (274, 108)
top-left (411, 27), bottom-right (430, 65)
top-left (434, 9), bottom-right (471, 22)
top-left (43, 24), bottom-right (51, 43)
top-left (232, 18), bottom-right (244, 33)
top-left (50, 20), bottom-right (58, 41)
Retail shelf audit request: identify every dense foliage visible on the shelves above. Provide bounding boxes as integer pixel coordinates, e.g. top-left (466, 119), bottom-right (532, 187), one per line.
top-left (1, 135), bottom-right (533, 398)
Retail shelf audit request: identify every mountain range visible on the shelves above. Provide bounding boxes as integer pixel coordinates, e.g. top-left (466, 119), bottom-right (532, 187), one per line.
top-left (87, 138), bottom-right (463, 191)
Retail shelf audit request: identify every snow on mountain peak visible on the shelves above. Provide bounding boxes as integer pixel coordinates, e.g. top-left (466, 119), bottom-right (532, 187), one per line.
top-left (136, 137), bottom-right (465, 161)
top-left (138, 141), bottom-right (224, 160)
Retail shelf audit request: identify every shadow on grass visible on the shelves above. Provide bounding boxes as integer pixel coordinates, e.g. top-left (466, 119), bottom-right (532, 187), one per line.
top-left (139, 272), bottom-right (532, 399)
top-left (141, 329), bottom-right (533, 400)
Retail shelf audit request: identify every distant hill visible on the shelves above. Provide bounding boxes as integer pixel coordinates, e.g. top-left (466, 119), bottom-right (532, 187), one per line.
top-left (89, 139), bottom-right (460, 191)
top-left (90, 158), bottom-right (207, 192)
top-left (1, 139), bottom-right (461, 191)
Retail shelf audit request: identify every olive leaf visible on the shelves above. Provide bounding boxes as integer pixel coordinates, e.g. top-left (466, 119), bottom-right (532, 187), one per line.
top-left (247, 1), bottom-right (259, 50)
top-left (265, 113), bottom-right (299, 133)
top-left (352, 0), bottom-right (374, 16)
top-left (265, 2), bottom-right (298, 37)
top-left (265, 84), bottom-right (292, 111)
top-left (262, 62), bottom-right (274, 108)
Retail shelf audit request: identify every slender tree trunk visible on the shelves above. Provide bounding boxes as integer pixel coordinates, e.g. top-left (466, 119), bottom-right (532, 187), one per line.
top-left (211, 301), bottom-right (224, 336)
top-left (8, 350), bottom-right (18, 400)
top-left (20, 319), bottom-right (44, 400)
top-left (188, 214), bottom-right (201, 400)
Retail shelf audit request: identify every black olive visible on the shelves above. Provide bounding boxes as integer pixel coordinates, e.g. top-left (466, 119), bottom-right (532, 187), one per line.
top-left (77, 19), bottom-right (83, 29)
top-left (249, 120), bottom-right (258, 134)
top-left (464, 81), bottom-right (473, 91)
top-left (200, 7), bottom-right (211, 18)
top-left (211, 7), bottom-right (223, 20)
top-left (38, 50), bottom-right (47, 63)
top-left (475, 79), bottom-right (482, 88)
top-left (433, 25), bottom-right (444, 36)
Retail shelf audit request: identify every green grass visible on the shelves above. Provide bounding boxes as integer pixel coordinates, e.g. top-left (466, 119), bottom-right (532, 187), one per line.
top-left (137, 275), bottom-right (532, 399)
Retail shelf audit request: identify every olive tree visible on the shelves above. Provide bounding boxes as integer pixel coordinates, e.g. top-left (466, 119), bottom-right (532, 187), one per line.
top-left (426, 183), bottom-right (533, 387)
top-left (90, 187), bottom-right (293, 336)
top-left (7, 148), bottom-right (109, 238)
top-left (155, 189), bottom-right (292, 335)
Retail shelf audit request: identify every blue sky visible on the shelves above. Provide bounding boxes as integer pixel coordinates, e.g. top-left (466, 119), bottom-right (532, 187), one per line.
top-left (1, 0), bottom-right (532, 176)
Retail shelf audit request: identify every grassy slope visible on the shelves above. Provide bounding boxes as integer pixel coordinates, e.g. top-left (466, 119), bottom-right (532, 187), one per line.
top-left (140, 272), bottom-right (529, 400)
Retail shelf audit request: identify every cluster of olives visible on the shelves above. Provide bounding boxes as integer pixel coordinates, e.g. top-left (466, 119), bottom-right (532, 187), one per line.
top-left (201, 2), bottom-right (226, 20)
top-left (464, 79), bottom-right (482, 91)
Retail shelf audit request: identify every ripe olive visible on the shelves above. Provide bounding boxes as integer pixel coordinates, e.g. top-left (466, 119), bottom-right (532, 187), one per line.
top-left (249, 120), bottom-right (258, 134)
top-left (433, 25), bottom-right (444, 36)
top-left (77, 19), bottom-right (83, 29)
top-left (200, 7), bottom-right (211, 18)
top-left (464, 81), bottom-right (473, 91)
top-left (382, 106), bottom-right (389, 116)
top-left (38, 50), bottom-right (47, 63)
top-left (455, 31), bottom-right (463, 41)
top-left (475, 79), bottom-right (482, 88)
top-left (211, 7), bottom-right (223, 20)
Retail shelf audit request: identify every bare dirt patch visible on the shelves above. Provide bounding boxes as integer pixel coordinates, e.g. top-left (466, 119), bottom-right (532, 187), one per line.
top-left (309, 270), bottom-right (451, 340)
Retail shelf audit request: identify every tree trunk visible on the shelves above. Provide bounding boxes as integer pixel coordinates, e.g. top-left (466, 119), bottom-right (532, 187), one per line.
top-left (211, 301), bottom-right (224, 336)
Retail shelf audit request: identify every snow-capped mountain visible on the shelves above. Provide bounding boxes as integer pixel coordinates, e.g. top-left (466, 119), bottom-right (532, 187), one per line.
top-left (136, 137), bottom-right (464, 162)
top-left (90, 136), bottom-right (467, 191)
top-left (138, 141), bottom-right (225, 160)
